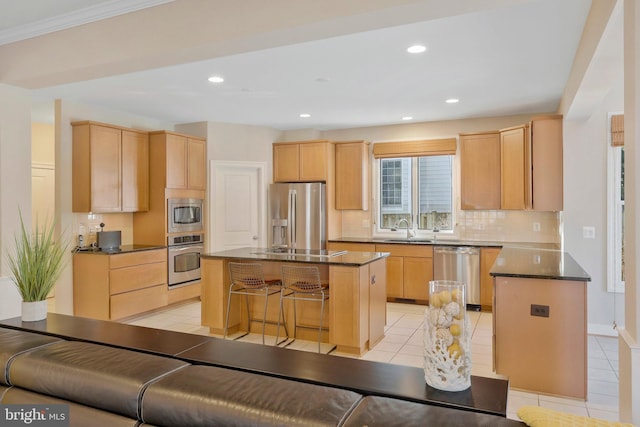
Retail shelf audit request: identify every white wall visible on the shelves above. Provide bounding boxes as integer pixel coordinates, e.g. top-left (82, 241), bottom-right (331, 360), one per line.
top-left (0, 84), bottom-right (33, 319)
top-left (564, 83), bottom-right (625, 334)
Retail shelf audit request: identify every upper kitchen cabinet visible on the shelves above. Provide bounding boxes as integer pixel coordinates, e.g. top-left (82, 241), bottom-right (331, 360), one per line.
top-left (273, 140), bottom-right (329, 182)
top-left (530, 115), bottom-right (563, 211)
top-left (459, 132), bottom-right (501, 210)
top-left (149, 131), bottom-right (206, 190)
top-left (72, 121), bottom-right (149, 213)
top-left (335, 141), bottom-right (369, 210)
top-left (500, 124), bottom-right (531, 210)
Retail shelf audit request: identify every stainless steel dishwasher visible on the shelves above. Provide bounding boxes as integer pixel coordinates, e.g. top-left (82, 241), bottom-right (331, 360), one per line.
top-left (433, 246), bottom-right (481, 309)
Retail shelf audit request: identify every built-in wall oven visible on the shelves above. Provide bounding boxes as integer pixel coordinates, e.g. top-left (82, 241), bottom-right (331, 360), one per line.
top-left (168, 234), bottom-right (204, 287)
top-left (168, 198), bottom-right (204, 233)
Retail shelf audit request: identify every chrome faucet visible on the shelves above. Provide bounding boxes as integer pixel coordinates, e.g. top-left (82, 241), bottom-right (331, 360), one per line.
top-left (393, 218), bottom-right (415, 240)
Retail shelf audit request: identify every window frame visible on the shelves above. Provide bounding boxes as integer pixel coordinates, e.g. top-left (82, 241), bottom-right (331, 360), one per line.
top-left (607, 112), bottom-right (625, 293)
top-left (373, 154), bottom-right (457, 238)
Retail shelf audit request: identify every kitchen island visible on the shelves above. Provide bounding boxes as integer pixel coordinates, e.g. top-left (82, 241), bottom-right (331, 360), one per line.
top-left (200, 248), bottom-right (389, 354)
top-left (490, 246), bottom-right (591, 399)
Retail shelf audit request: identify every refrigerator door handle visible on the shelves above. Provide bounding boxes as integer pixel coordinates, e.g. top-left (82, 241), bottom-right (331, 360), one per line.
top-left (289, 189), bottom-right (296, 247)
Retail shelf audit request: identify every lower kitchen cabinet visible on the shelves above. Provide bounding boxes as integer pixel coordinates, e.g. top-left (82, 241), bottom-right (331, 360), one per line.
top-left (375, 244), bottom-right (433, 302)
top-left (73, 249), bottom-right (168, 320)
top-left (480, 247), bottom-right (501, 310)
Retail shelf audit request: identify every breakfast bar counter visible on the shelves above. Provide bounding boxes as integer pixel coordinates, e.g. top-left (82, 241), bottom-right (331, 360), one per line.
top-left (200, 248), bottom-right (389, 354)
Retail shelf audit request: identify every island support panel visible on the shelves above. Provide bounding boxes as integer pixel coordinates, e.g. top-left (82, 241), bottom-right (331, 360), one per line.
top-left (493, 276), bottom-right (587, 399)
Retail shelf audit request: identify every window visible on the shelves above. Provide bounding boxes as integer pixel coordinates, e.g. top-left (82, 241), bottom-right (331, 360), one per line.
top-left (379, 155), bottom-right (453, 232)
top-left (607, 113), bottom-right (624, 293)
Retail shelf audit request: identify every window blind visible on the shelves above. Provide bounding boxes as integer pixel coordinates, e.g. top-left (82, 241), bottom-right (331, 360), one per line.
top-left (372, 138), bottom-right (457, 158)
top-left (611, 114), bottom-right (624, 147)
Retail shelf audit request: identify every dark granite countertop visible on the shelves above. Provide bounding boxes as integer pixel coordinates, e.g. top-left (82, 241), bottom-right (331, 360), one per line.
top-left (201, 247), bottom-right (389, 266)
top-left (490, 247), bottom-right (591, 281)
top-left (329, 237), bottom-right (559, 249)
top-left (73, 244), bottom-right (166, 255)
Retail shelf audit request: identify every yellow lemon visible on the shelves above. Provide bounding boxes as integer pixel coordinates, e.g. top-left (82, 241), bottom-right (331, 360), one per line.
top-left (447, 342), bottom-right (462, 359)
top-left (439, 290), bottom-right (452, 305)
top-left (450, 323), bottom-right (461, 337)
top-left (430, 293), bottom-right (442, 308)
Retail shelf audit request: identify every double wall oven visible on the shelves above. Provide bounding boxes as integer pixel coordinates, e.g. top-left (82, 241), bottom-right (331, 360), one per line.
top-left (167, 198), bottom-right (204, 288)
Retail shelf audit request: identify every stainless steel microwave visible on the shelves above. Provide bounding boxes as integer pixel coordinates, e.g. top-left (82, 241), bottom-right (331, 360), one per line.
top-left (168, 198), bottom-right (203, 233)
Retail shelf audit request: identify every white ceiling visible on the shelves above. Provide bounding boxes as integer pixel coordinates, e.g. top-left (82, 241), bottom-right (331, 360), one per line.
top-left (4, 0), bottom-right (594, 130)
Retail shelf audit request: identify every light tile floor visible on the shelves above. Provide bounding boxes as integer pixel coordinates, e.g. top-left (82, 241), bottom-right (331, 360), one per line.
top-left (121, 300), bottom-right (621, 423)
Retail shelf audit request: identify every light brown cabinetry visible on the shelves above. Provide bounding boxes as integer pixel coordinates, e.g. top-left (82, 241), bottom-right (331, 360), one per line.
top-left (375, 244), bottom-right (433, 301)
top-left (480, 247), bottom-right (501, 310)
top-left (73, 249), bottom-right (168, 320)
top-left (531, 116), bottom-right (563, 211)
top-left (149, 131), bottom-right (206, 190)
top-left (273, 141), bottom-right (329, 182)
top-left (459, 132), bottom-right (501, 210)
top-left (494, 276), bottom-right (587, 399)
top-left (335, 141), bottom-right (369, 210)
top-left (72, 121), bottom-right (149, 213)
top-left (459, 115), bottom-right (563, 211)
top-left (500, 125), bottom-right (531, 210)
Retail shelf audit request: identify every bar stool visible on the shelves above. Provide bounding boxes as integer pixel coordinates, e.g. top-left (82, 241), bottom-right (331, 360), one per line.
top-left (276, 265), bottom-right (329, 353)
top-left (224, 262), bottom-right (287, 345)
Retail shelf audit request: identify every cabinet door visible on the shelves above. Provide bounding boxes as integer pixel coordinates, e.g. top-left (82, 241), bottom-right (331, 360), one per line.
top-left (480, 247), bottom-right (501, 309)
top-left (531, 116), bottom-right (563, 211)
top-left (403, 256), bottom-right (432, 301)
top-left (121, 130), bottom-right (149, 212)
top-left (385, 256), bottom-right (404, 298)
top-left (187, 138), bottom-right (206, 190)
top-left (273, 144), bottom-right (300, 182)
top-left (90, 125), bottom-right (122, 212)
top-left (460, 132), bottom-right (500, 210)
top-left (299, 142), bottom-right (327, 181)
top-left (500, 125), bottom-right (531, 210)
top-left (335, 141), bottom-right (369, 210)
top-left (166, 133), bottom-right (188, 189)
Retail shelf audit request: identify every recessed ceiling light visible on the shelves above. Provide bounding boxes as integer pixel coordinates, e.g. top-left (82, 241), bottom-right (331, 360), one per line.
top-left (300, 113), bottom-right (311, 118)
top-left (402, 116), bottom-right (413, 121)
top-left (407, 44), bottom-right (427, 54)
top-left (445, 98), bottom-right (459, 104)
top-left (207, 75), bottom-right (224, 83)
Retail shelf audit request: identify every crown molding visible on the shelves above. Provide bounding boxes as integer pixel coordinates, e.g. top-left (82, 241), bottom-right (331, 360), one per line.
top-left (0, 0), bottom-right (174, 46)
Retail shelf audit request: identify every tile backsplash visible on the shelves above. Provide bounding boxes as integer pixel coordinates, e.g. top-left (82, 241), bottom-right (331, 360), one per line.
top-left (340, 209), bottom-right (561, 244)
top-left (73, 213), bottom-right (134, 247)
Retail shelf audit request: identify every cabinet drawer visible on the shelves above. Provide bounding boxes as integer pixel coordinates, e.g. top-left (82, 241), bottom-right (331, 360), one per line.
top-left (109, 249), bottom-right (166, 269)
top-left (110, 261), bottom-right (166, 295)
top-left (375, 244), bottom-right (433, 258)
top-left (110, 284), bottom-right (168, 320)
top-left (327, 242), bottom-right (376, 252)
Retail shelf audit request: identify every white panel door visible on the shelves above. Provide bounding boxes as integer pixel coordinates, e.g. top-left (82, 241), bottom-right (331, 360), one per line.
top-left (212, 162), bottom-right (265, 251)
top-left (32, 166), bottom-right (55, 229)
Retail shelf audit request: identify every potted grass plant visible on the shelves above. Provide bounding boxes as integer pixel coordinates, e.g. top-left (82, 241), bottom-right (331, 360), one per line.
top-left (5, 212), bottom-right (68, 321)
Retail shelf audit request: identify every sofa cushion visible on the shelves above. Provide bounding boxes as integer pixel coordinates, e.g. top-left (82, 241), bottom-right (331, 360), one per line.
top-left (1, 386), bottom-right (141, 427)
top-left (141, 365), bottom-right (363, 427)
top-left (342, 395), bottom-right (525, 427)
top-left (0, 328), bottom-right (62, 385)
top-left (8, 341), bottom-right (189, 420)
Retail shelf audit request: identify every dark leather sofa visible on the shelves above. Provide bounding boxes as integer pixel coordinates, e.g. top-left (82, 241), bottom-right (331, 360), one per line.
top-left (0, 326), bottom-right (524, 426)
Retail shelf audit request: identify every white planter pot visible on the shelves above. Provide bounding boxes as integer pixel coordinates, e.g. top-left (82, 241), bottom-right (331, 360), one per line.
top-left (21, 300), bottom-right (47, 322)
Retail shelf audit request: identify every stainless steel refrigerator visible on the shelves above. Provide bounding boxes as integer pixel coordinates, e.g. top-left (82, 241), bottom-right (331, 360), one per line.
top-left (268, 182), bottom-right (326, 250)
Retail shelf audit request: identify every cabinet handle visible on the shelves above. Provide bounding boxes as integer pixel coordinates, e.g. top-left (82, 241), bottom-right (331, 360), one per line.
top-left (371, 275), bottom-right (376, 285)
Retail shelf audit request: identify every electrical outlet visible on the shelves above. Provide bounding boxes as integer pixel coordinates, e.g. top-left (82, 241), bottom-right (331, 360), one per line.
top-left (583, 226), bottom-right (595, 239)
top-left (531, 304), bottom-right (549, 318)
top-left (533, 222), bottom-right (541, 232)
